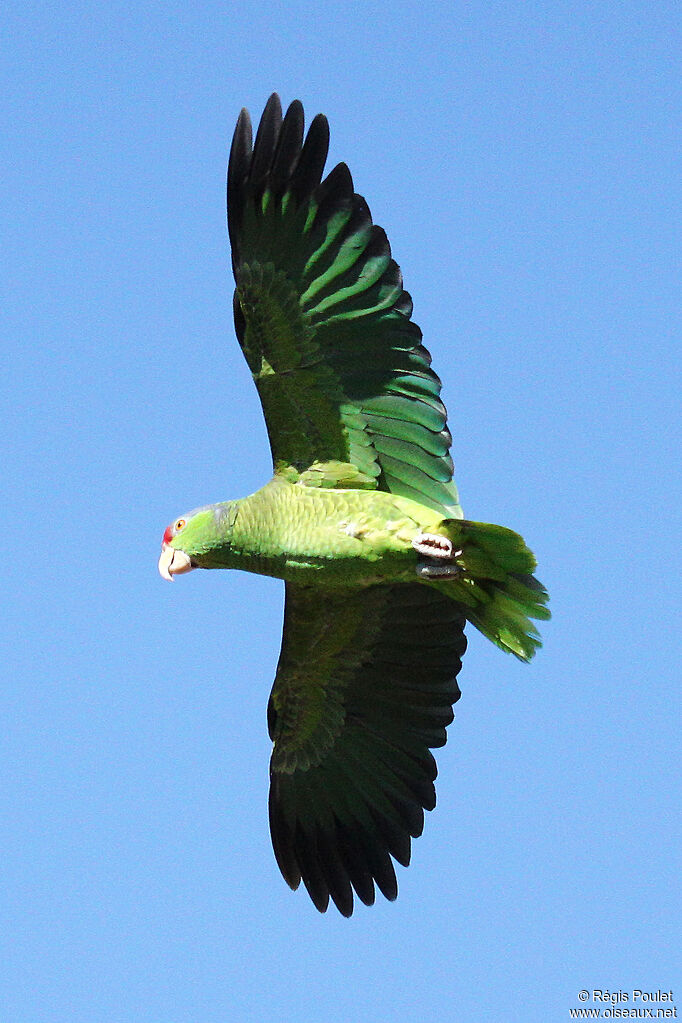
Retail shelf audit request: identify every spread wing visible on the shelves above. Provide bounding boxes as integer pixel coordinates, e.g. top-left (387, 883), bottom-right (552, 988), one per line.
top-left (267, 583), bottom-right (467, 915)
top-left (228, 93), bottom-right (462, 517)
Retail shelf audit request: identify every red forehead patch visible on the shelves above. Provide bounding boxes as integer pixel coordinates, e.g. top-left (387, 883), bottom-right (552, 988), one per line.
top-left (162, 525), bottom-right (173, 545)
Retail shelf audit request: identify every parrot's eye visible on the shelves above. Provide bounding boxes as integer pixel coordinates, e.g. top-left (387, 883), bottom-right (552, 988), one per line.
top-left (175, 518), bottom-right (186, 532)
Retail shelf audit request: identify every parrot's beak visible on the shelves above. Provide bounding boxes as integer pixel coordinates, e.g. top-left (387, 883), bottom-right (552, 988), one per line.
top-left (158, 542), bottom-right (196, 581)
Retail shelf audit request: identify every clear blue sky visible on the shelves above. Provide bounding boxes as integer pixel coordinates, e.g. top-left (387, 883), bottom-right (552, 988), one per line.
top-left (2, 1), bottom-right (680, 1020)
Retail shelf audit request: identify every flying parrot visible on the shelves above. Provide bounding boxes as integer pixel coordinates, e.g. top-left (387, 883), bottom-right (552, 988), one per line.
top-left (158, 94), bottom-right (550, 916)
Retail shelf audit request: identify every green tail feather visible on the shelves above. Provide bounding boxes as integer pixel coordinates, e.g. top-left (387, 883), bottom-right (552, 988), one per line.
top-left (426, 520), bottom-right (550, 662)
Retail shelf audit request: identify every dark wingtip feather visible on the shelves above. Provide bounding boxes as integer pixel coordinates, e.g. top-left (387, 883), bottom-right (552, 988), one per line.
top-left (336, 822), bottom-right (376, 907)
top-left (268, 782), bottom-right (301, 891)
top-left (270, 99), bottom-right (304, 196)
top-left (315, 828), bottom-right (355, 917)
top-left (315, 162), bottom-right (354, 208)
top-left (290, 112), bottom-right (329, 202)
top-left (361, 837), bottom-right (398, 902)
top-left (294, 829), bottom-right (331, 913)
top-left (249, 93), bottom-right (283, 193)
top-left (227, 107), bottom-right (253, 248)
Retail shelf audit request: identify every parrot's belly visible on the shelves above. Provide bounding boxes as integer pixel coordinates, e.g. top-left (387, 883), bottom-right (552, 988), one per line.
top-left (229, 478), bottom-right (435, 586)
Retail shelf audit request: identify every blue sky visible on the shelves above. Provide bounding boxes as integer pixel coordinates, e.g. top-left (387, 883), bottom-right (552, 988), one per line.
top-left (2, 1), bottom-right (680, 1020)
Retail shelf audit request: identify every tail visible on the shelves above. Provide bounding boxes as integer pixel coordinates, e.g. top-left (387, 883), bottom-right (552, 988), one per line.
top-left (420, 520), bottom-right (550, 661)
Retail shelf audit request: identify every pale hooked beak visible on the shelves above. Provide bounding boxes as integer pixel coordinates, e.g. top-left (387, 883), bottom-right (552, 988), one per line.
top-left (158, 542), bottom-right (196, 581)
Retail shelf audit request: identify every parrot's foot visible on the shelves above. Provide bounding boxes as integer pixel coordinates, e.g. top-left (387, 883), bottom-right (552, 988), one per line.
top-left (412, 532), bottom-right (454, 559)
top-left (413, 532), bottom-right (463, 579)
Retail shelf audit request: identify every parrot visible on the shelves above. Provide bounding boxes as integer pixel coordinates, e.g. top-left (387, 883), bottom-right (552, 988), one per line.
top-left (158, 94), bottom-right (550, 917)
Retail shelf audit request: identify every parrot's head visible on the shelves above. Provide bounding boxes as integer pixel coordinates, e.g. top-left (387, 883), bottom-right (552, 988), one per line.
top-left (158, 503), bottom-right (236, 580)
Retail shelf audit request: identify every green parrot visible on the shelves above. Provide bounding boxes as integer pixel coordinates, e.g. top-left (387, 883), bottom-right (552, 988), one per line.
top-left (158, 94), bottom-right (549, 916)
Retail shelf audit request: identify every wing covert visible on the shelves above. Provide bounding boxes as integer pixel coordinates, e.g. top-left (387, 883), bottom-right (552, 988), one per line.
top-left (228, 94), bottom-right (462, 517)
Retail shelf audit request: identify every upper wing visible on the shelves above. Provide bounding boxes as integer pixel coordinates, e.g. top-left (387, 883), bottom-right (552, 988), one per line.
top-left (267, 582), bottom-right (467, 916)
top-left (228, 94), bottom-right (462, 517)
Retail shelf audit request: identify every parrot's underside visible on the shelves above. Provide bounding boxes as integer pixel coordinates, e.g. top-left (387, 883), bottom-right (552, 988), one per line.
top-left (158, 94), bottom-right (550, 916)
